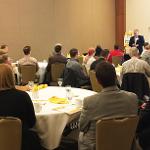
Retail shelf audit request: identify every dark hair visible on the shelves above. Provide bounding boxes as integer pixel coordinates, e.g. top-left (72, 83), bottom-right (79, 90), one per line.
top-left (54, 45), bottom-right (62, 53)
top-left (23, 46), bottom-right (31, 55)
top-left (95, 45), bottom-right (103, 57)
top-left (1, 45), bottom-right (7, 49)
top-left (144, 42), bottom-right (149, 47)
top-left (69, 48), bottom-right (78, 58)
top-left (96, 61), bottom-right (117, 87)
top-left (101, 49), bottom-right (109, 58)
top-left (114, 44), bottom-right (119, 50)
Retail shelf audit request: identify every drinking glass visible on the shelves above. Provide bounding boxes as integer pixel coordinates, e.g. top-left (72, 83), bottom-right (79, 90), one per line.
top-left (57, 78), bottom-right (63, 87)
top-left (28, 81), bottom-right (34, 90)
top-left (65, 85), bottom-right (72, 100)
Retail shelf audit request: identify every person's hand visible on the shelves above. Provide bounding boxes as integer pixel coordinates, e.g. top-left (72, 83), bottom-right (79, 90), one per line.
top-left (135, 44), bottom-right (139, 47)
top-left (132, 43), bottom-right (136, 47)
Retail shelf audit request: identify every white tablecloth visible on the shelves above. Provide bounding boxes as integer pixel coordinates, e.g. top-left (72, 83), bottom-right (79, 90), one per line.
top-left (38, 62), bottom-right (47, 83)
top-left (27, 86), bottom-right (96, 150)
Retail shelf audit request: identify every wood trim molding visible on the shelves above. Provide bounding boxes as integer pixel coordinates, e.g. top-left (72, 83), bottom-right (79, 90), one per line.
top-left (115, 0), bottom-right (126, 49)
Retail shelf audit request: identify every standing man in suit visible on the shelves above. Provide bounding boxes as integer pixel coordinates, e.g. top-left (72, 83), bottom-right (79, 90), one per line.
top-left (129, 29), bottom-right (145, 54)
top-left (78, 61), bottom-right (138, 150)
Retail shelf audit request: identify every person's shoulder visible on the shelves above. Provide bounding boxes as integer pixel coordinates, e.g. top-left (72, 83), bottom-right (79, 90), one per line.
top-left (60, 55), bottom-right (67, 61)
top-left (139, 58), bottom-right (149, 64)
top-left (139, 35), bottom-right (144, 38)
top-left (30, 56), bottom-right (38, 62)
top-left (48, 55), bottom-right (54, 60)
top-left (0, 49), bottom-right (8, 55)
top-left (18, 57), bottom-right (24, 63)
top-left (122, 59), bottom-right (130, 66)
top-left (84, 93), bottom-right (99, 103)
top-left (120, 90), bottom-right (137, 99)
top-left (14, 88), bottom-right (29, 96)
top-left (130, 36), bottom-right (134, 39)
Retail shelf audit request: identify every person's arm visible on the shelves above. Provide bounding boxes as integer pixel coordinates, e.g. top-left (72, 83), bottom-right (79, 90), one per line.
top-left (140, 35), bottom-right (145, 47)
top-left (129, 37), bottom-right (134, 47)
top-left (24, 92), bottom-right (36, 128)
top-left (107, 53), bottom-right (112, 63)
top-left (79, 98), bottom-right (91, 132)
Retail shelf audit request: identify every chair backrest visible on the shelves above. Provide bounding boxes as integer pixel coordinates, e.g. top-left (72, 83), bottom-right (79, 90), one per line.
top-left (112, 56), bottom-right (123, 67)
top-left (82, 65), bottom-right (89, 77)
top-left (96, 116), bottom-right (139, 150)
top-left (0, 117), bottom-right (22, 150)
top-left (89, 70), bottom-right (102, 92)
top-left (121, 73), bottom-right (150, 100)
top-left (51, 63), bottom-right (65, 82)
top-left (19, 65), bottom-right (36, 85)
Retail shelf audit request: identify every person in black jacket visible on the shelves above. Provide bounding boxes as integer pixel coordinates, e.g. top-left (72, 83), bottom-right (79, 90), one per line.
top-left (0, 64), bottom-right (43, 150)
top-left (129, 29), bottom-right (145, 54)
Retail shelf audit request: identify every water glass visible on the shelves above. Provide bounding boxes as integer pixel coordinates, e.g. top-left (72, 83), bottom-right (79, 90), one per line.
top-left (28, 81), bottom-right (34, 90)
top-left (65, 85), bottom-right (72, 100)
top-left (57, 78), bottom-right (63, 87)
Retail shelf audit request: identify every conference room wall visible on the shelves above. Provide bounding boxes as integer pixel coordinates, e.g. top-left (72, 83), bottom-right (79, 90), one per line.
top-left (0, 0), bottom-right (115, 61)
top-left (126, 0), bottom-right (150, 42)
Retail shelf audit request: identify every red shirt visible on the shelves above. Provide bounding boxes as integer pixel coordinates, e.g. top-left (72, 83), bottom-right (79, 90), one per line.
top-left (107, 49), bottom-right (124, 63)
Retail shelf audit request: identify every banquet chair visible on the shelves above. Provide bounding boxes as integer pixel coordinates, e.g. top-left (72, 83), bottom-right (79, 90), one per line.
top-left (89, 70), bottom-right (102, 92)
top-left (96, 116), bottom-right (139, 150)
top-left (50, 62), bottom-right (65, 85)
top-left (19, 65), bottom-right (37, 85)
top-left (121, 73), bottom-right (150, 105)
top-left (112, 55), bottom-right (123, 67)
top-left (0, 117), bottom-right (22, 150)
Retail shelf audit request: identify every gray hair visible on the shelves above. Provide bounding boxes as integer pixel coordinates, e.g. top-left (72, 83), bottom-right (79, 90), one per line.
top-left (129, 47), bottom-right (139, 57)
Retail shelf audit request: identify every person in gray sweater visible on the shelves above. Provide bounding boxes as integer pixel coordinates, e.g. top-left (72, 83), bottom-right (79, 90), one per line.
top-left (78, 61), bottom-right (138, 150)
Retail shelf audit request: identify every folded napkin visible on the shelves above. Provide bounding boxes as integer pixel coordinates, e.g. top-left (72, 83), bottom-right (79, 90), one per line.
top-left (48, 96), bottom-right (69, 104)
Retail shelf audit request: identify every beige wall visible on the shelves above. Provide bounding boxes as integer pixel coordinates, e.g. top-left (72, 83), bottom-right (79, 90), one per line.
top-left (0, 0), bottom-right (115, 61)
top-left (126, 0), bottom-right (150, 42)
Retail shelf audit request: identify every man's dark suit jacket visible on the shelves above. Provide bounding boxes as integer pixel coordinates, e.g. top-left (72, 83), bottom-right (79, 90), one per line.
top-left (129, 35), bottom-right (145, 54)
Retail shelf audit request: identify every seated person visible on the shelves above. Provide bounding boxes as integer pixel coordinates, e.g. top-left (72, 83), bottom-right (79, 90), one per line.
top-left (18, 46), bottom-right (39, 83)
top-left (121, 47), bottom-right (150, 79)
top-left (141, 42), bottom-right (149, 55)
top-left (83, 48), bottom-right (95, 64)
top-left (63, 48), bottom-right (90, 87)
top-left (141, 43), bottom-right (150, 65)
top-left (78, 61), bottom-right (138, 150)
top-left (90, 49), bottom-right (109, 71)
top-left (0, 64), bottom-right (43, 150)
top-left (18, 46), bottom-right (39, 72)
top-left (43, 43), bottom-right (67, 84)
top-left (107, 44), bottom-right (124, 63)
top-left (86, 45), bottom-right (102, 72)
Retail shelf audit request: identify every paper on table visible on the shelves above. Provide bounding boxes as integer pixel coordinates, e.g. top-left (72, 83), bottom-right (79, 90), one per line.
top-left (53, 105), bottom-right (81, 115)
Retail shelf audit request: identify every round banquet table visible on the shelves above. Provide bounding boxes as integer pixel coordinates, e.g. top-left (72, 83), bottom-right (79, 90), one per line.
top-left (27, 86), bottom-right (96, 150)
